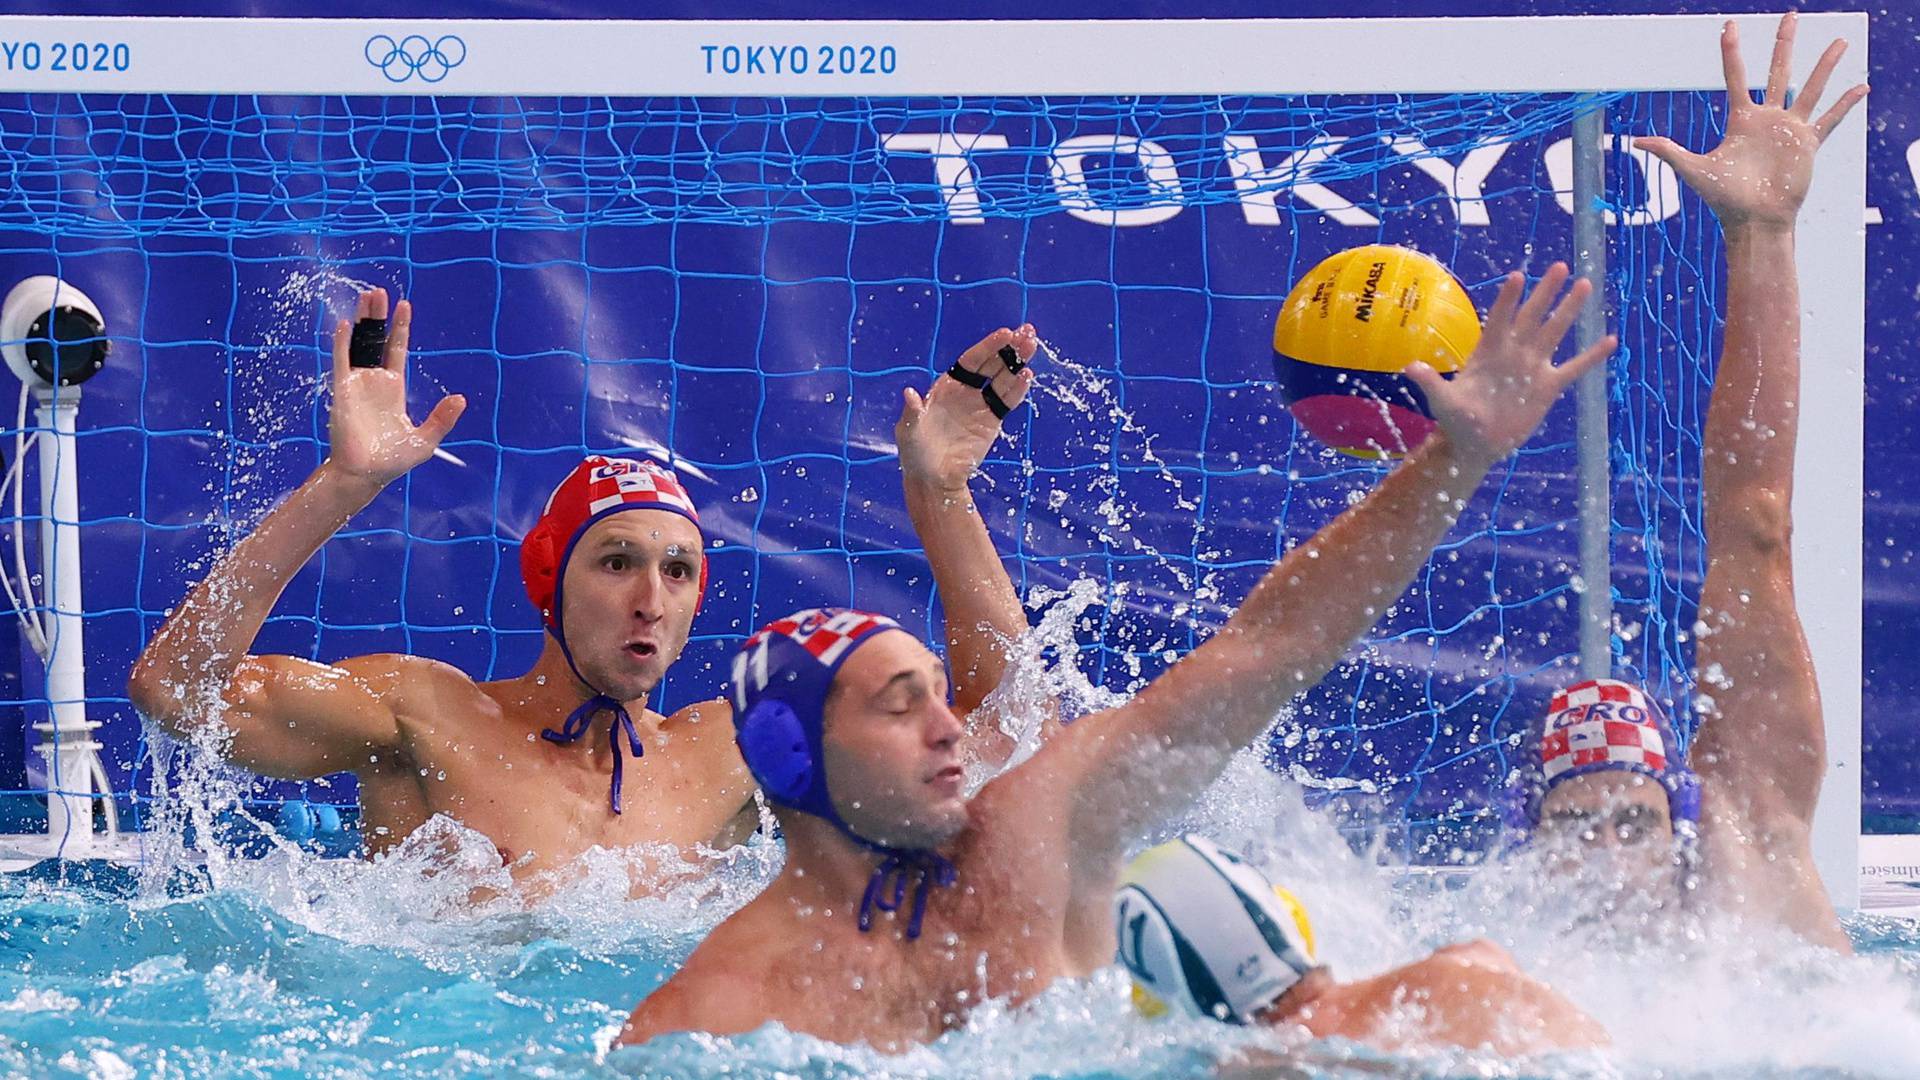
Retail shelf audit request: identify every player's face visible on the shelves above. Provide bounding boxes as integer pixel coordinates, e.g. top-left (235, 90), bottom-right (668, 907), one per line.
top-left (559, 511), bottom-right (702, 700)
top-left (1535, 771), bottom-right (1677, 899)
top-left (821, 633), bottom-right (970, 849)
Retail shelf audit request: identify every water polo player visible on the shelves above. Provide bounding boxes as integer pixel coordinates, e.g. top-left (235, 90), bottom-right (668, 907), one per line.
top-left (619, 263), bottom-right (1614, 1048)
top-left (1114, 835), bottom-right (1605, 1056)
top-left (126, 288), bottom-right (756, 886)
top-left (126, 285), bottom-right (1029, 889)
top-left (894, 325), bottom-right (1058, 763)
top-left (1503, 14), bottom-right (1862, 951)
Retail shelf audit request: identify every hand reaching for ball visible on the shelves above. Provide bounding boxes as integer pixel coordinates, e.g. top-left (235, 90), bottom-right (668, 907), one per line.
top-left (1404, 263), bottom-right (1615, 473)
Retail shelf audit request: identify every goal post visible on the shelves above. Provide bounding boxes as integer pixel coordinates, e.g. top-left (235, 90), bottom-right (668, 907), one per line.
top-left (0, 12), bottom-right (1865, 910)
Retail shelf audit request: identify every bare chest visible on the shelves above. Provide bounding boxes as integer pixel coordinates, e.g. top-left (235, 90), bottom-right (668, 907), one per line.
top-left (756, 876), bottom-right (1090, 1044)
top-left (401, 715), bottom-right (745, 874)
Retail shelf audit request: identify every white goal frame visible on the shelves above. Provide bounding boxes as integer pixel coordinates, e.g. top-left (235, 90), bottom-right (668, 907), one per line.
top-left (0, 12), bottom-right (1867, 907)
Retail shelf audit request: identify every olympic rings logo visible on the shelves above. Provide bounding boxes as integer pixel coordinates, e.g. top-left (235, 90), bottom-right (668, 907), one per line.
top-left (363, 34), bottom-right (466, 84)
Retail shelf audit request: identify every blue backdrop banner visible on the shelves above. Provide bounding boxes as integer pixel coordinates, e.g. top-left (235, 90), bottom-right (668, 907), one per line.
top-left (0, 1), bottom-right (1911, 853)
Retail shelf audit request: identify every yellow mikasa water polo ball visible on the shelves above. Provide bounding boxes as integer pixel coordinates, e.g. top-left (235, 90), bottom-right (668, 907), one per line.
top-left (1271, 244), bottom-right (1481, 458)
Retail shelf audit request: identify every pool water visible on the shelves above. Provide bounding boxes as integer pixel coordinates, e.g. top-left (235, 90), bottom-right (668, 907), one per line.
top-left (10, 592), bottom-right (1911, 1079)
top-left (4, 757), bottom-right (1920, 1080)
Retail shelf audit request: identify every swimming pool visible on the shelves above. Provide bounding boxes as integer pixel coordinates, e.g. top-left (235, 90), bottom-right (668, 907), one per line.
top-left (6, 766), bottom-right (1919, 1080)
top-left (0, 11), bottom-right (1905, 1077)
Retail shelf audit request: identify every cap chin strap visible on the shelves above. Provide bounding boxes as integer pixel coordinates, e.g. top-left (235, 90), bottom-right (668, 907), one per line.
top-left (540, 685), bottom-right (644, 815)
top-left (859, 848), bottom-right (958, 940)
top-left (542, 559), bottom-right (646, 814)
top-left (794, 782), bottom-right (956, 941)
top-left (1501, 761), bottom-right (1702, 891)
top-left (537, 509), bottom-right (698, 815)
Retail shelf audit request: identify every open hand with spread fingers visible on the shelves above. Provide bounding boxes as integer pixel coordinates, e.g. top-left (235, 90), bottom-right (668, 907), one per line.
top-left (897, 325), bottom-right (1039, 494)
top-left (326, 287), bottom-right (466, 489)
top-left (1633, 13), bottom-right (1867, 230)
top-left (1405, 264), bottom-right (1615, 473)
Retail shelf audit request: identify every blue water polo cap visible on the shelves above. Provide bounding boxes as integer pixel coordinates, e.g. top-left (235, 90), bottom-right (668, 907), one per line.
top-left (730, 607), bottom-right (956, 939)
top-left (731, 608), bottom-right (904, 822)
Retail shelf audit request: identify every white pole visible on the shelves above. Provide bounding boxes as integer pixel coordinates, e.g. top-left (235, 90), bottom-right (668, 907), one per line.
top-left (1571, 106), bottom-right (1612, 679)
top-left (33, 383), bottom-right (98, 857)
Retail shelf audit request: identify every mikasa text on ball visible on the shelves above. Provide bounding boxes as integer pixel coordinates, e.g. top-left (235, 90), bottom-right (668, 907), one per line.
top-left (1271, 245), bottom-right (1481, 458)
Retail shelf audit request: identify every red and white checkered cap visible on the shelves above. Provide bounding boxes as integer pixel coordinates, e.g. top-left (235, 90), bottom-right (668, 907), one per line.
top-left (519, 455), bottom-right (704, 629)
top-left (1538, 678), bottom-right (1671, 782)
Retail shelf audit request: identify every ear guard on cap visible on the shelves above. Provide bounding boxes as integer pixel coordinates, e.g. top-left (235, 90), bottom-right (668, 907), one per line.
top-left (518, 522), bottom-right (562, 624)
top-left (735, 699), bottom-right (814, 805)
top-left (1665, 767), bottom-right (1702, 823)
top-left (728, 608), bottom-right (904, 825)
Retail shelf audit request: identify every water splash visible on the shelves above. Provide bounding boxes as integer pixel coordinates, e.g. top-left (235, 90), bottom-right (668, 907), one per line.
top-left (131, 262), bottom-right (398, 903)
top-left (1029, 338), bottom-right (1213, 609)
top-left (80, 284), bottom-right (1920, 1079)
top-left (34, 686), bottom-right (1920, 1078)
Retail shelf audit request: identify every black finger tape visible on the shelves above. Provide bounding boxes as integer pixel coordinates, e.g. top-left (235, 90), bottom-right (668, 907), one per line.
top-left (982, 384), bottom-right (1012, 420)
top-left (349, 317), bottom-right (388, 369)
top-left (946, 363), bottom-right (990, 389)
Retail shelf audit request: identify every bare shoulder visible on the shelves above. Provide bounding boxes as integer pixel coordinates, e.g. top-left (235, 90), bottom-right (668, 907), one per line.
top-left (335, 654), bottom-right (487, 736)
top-left (1400, 944), bottom-right (1573, 1014)
top-left (969, 702), bottom-right (1136, 864)
top-left (669, 696), bottom-right (759, 808)
top-left (665, 696), bottom-right (751, 778)
top-left (960, 750), bottom-right (1083, 902)
top-left (664, 696), bottom-right (736, 742)
top-left (333, 653), bottom-right (477, 696)
top-left (974, 702), bottom-right (1114, 811)
top-left (1425, 938), bottom-right (1519, 972)
top-left (969, 753), bottom-right (1069, 839)
top-left (617, 933), bottom-right (768, 1046)
top-left (1360, 943), bottom-right (1536, 1004)
top-left (1346, 943), bottom-right (1607, 1054)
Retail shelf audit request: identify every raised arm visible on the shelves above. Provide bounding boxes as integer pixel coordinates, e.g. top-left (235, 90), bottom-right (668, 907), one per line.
top-left (1638, 15), bottom-right (1865, 825)
top-left (1635, 15), bottom-right (1864, 946)
top-left (1034, 266), bottom-right (1613, 860)
top-left (895, 326), bottom-right (1045, 764)
top-left (127, 289), bottom-right (465, 777)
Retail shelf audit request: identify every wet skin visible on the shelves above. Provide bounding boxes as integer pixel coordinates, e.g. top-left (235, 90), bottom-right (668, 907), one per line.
top-left (349, 510), bottom-right (758, 888)
top-left (127, 287), bottom-right (756, 896)
top-left (1535, 771), bottom-right (1677, 895)
top-left (620, 632), bottom-right (1113, 1048)
top-left (1260, 940), bottom-right (1608, 1056)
